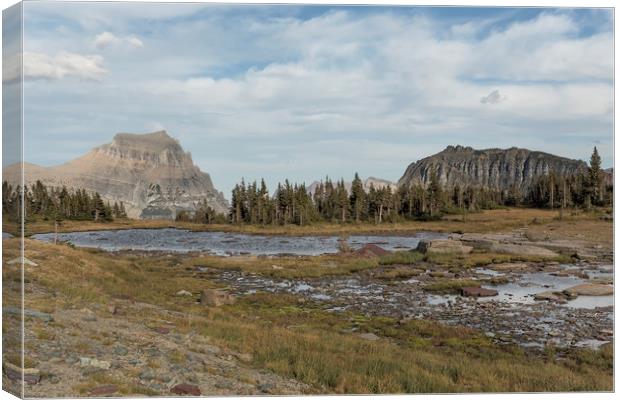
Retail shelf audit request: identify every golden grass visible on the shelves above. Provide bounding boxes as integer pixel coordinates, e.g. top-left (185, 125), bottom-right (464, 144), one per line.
top-left (183, 253), bottom-right (378, 279)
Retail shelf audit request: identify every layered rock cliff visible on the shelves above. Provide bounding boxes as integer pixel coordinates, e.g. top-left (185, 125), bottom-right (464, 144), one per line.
top-left (3, 131), bottom-right (229, 219)
top-left (398, 145), bottom-right (588, 190)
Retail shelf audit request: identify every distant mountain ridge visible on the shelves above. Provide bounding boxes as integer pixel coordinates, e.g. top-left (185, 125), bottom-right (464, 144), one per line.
top-left (307, 177), bottom-right (397, 196)
top-left (398, 145), bottom-right (590, 190)
top-left (3, 130), bottom-right (229, 219)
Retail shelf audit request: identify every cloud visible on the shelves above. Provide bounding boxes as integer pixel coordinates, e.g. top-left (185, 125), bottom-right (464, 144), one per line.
top-left (18, 51), bottom-right (107, 81)
top-left (18, 6), bottom-right (614, 192)
top-left (480, 90), bottom-right (506, 105)
top-left (94, 31), bottom-right (144, 49)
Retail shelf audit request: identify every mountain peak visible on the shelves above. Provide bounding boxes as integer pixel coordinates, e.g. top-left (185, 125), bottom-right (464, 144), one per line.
top-left (399, 146), bottom-right (587, 190)
top-left (109, 130), bottom-right (181, 153)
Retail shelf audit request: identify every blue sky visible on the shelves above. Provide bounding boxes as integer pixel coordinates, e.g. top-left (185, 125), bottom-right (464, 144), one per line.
top-left (3, 3), bottom-right (614, 196)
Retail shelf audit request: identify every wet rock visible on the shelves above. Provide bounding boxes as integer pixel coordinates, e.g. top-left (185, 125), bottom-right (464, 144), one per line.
top-left (3, 362), bottom-right (41, 384)
top-left (171, 383), bottom-right (201, 396)
top-left (564, 283), bottom-right (613, 296)
top-left (417, 239), bottom-right (473, 255)
top-left (200, 289), bottom-right (236, 307)
top-left (176, 290), bottom-right (192, 297)
top-left (355, 244), bottom-right (389, 258)
top-left (460, 287), bottom-right (498, 297)
top-left (533, 291), bottom-right (567, 303)
top-left (89, 385), bottom-right (118, 396)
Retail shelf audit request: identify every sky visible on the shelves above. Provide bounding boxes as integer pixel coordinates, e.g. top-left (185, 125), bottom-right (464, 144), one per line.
top-left (2, 2), bottom-right (614, 196)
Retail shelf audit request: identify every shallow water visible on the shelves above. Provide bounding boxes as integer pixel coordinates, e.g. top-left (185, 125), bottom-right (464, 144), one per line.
top-left (32, 228), bottom-right (445, 256)
top-left (475, 269), bottom-right (614, 309)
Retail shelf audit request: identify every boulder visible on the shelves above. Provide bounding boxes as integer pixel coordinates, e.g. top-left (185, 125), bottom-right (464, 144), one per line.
top-left (200, 289), bottom-right (236, 307)
top-left (79, 357), bottom-right (111, 370)
top-left (355, 244), bottom-right (389, 258)
top-left (563, 284), bottom-right (613, 296)
top-left (488, 243), bottom-right (559, 258)
top-left (460, 287), bottom-right (498, 297)
top-left (89, 385), bottom-right (118, 395)
top-left (3, 307), bottom-right (53, 322)
top-left (3, 362), bottom-right (40, 384)
top-left (358, 332), bottom-right (380, 341)
top-left (171, 383), bottom-right (201, 396)
top-left (416, 239), bottom-right (473, 255)
top-left (533, 291), bottom-right (567, 303)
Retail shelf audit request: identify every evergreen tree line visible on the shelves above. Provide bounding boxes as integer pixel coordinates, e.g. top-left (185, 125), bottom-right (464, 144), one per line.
top-left (2, 180), bottom-right (127, 223)
top-left (221, 147), bottom-right (611, 226)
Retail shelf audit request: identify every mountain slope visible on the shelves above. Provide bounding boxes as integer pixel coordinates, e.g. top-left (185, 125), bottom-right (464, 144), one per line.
top-left (398, 145), bottom-right (588, 190)
top-left (3, 130), bottom-right (229, 219)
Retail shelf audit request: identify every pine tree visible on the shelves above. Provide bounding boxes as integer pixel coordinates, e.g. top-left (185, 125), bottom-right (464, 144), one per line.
top-left (588, 146), bottom-right (603, 206)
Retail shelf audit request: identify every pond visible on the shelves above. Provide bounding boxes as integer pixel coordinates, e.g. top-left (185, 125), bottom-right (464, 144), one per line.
top-left (31, 228), bottom-right (445, 256)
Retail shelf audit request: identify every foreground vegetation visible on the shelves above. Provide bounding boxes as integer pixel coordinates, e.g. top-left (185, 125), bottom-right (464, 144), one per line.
top-left (3, 237), bottom-right (613, 394)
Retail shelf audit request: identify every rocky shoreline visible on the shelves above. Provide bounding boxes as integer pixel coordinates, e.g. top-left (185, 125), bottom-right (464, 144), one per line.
top-left (212, 259), bottom-right (613, 351)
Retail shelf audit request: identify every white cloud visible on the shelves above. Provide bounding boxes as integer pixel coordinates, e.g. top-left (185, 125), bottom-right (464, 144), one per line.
top-left (126, 36), bottom-right (144, 48)
top-left (21, 51), bottom-right (107, 81)
top-left (94, 31), bottom-right (144, 49)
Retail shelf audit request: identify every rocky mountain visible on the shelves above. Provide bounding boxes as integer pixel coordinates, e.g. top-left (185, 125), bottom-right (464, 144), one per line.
top-left (398, 145), bottom-right (588, 190)
top-left (307, 177), bottom-right (397, 196)
top-left (3, 131), bottom-right (228, 219)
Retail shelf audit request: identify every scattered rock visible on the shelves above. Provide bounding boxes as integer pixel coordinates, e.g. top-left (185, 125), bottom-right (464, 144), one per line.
top-left (489, 243), bottom-right (559, 258)
top-left (3, 362), bottom-right (41, 384)
top-left (113, 346), bottom-right (129, 356)
top-left (199, 289), bottom-right (236, 307)
top-left (140, 369), bottom-right (156, 381)
top-left (3, 307), bottom-right (53, 322)
top-left (175, 290), bottom-right (192, 297)
top-left (65, 355), bottom-right (79, 365)
top-left (81, 308), bottom-right (97, 322)
top-left (170, 383), bottom-right (201, 396)
top-left (153, 326), bottom-right (171, 334)
top-left (89, 385), bottom-right (118, 396)
top-left (460, 287), bottom-right (498, 297)
top-left (258, 382), bottom-right (275, 393)
top-left (358, 332), bottom-right (380, 341)
top-left (564, 283), bottom-right (613, 296)
top-left (236, 353), bottom-right (253, 363)
top-left (417, 239), bottom-right (473, 255)
top-left (490, 263), bottom-right (532, 272)
top-left (107, 304), bottom-right (118, 315)
top-left (79, 357), bottom-right (111, 370)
